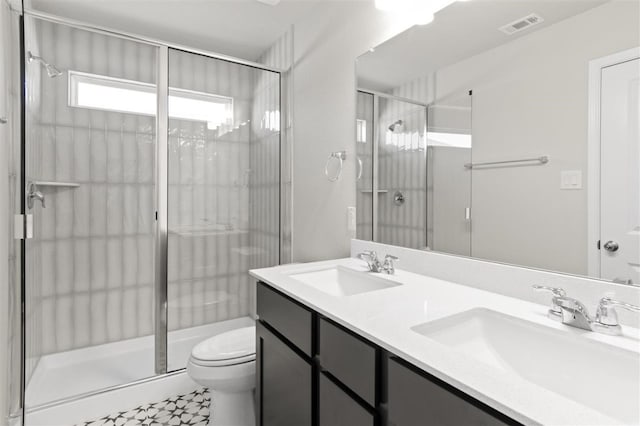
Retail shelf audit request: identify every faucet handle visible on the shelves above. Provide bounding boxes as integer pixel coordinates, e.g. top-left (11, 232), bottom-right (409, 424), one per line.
top-left (532, 285), bottom-right (566, 297)
top-left (381, 254), bottom-right (398, 274)
top-left (533, 285), bottom-right (566, 320)
top-left (364, 250), bottom-right (377, 258)
top-left (596, 297), bottom-right (640, 326)
top-left (358, 250), bottom-right (377, 260)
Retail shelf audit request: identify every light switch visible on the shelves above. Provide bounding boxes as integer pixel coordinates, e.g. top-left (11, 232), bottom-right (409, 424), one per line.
top-left (347, 206), bottom-right (356, 236)
top-left (560, 170), bottom-right (582, 190)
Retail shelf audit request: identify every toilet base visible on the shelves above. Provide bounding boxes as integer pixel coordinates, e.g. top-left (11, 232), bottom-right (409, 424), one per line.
top-left (208, 389), bottom-right (255, 426)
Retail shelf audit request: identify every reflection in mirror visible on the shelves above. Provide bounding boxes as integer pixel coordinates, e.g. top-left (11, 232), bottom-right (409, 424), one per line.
top-left (355, 0), bottom-right (640, 285)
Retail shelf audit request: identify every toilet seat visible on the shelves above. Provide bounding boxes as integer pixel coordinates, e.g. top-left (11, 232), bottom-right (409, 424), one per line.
top-left (190, 325), bottom-right (256, 367)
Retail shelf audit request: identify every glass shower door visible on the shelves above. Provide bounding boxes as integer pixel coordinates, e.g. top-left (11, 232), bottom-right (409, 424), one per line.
top-left (22, 16), bottom-right (159, 408)
top-left (166, 49), bottom-right (281, 371)
top-left (376, 96), bottom-right (428, 249)
top-left (426, 91), bottom-right (472, 256)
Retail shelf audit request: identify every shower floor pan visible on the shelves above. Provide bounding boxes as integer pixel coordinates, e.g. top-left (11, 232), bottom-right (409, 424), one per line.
top-left (25, 316), bottom-right (254, 408)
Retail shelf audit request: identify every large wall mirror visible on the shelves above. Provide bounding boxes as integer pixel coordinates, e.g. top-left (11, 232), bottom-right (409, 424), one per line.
top-left (355, 0), bottom-right (639, 285)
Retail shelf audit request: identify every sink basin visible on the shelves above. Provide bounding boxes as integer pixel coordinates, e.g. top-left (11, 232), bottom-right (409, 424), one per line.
top-left (412, 308), bottom-right (640, 424)
top-left (289, 266), bottom-right (401, 297)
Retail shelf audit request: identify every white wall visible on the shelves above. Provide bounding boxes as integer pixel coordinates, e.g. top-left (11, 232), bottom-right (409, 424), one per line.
top-left (291, 3), bottom-right (411, 261)
top-left (434, 0), bottom-right (640, 276)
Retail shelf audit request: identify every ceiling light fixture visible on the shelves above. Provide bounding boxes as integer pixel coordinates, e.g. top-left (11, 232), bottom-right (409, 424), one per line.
top-left (255, 0), bottom-right (281, 5)
top-left (375, 0), bottom-right (468, 25)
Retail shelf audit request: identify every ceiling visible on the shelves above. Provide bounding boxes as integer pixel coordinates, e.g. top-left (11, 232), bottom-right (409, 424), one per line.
top-left (357, 0), bottom-right (609, 91)
top-left (29, 0), bottom-right (326, 61)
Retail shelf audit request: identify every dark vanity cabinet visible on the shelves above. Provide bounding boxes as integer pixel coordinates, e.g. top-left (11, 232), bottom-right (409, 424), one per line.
top-left (256, 321), bottom-right (312, 426)
top-left (387, 357), bottom-right (518, 426)
top-left (256, 282), bottom-right (520, 426)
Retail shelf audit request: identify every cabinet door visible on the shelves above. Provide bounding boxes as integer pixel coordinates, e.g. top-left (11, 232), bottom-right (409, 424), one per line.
top-left (388, 358), bottom-right (518, 426)
top-left (319, 374), bottom-right (375, 426)
top-left (257, 321), bottom-right (312, 426)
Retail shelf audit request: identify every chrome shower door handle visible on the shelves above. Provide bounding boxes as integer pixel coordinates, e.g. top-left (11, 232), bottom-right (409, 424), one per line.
top-left (27, 182), bottom-right (46, 209)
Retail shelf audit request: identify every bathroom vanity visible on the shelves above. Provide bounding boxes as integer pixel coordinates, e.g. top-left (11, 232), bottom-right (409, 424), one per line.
top-left (255, 281), bottom-right (516, 426)
top-left (251, 247), bottom-right (640, 426)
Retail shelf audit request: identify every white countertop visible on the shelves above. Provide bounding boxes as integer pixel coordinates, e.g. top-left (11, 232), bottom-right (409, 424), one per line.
top-left (250, 257), bottom-right (640, 426)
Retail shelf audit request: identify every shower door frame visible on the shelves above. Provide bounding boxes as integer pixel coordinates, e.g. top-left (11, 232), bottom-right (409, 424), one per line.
top-left (356, 88), bottom-right (430, 247)
top-left (11, 7), bottom-right (285, 424)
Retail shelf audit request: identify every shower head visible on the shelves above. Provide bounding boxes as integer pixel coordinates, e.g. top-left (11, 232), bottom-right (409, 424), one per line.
top-left (27, 51), bottom-right (63, 78)
top-left (388, 119), bottom-right (403, 132)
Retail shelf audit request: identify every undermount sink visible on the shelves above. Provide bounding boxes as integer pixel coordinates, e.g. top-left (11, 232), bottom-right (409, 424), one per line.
top-left (412, 308), bottom-right (640, 425)
top-left (288, 266), bottom-right (401, 297)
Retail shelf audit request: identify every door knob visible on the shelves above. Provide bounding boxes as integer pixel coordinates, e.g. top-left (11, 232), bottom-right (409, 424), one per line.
top-left (603, 241), bottom-right (619, 252)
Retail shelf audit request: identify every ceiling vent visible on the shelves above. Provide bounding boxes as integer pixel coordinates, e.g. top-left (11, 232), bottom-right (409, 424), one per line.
top-left (499, 13), bottom-right (544, 35)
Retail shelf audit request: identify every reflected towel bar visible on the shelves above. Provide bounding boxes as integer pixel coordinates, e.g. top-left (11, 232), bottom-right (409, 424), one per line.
top-left (33, 181), bottom-right (80, 188)
top-left (464, 156), bottom-right (549, 169)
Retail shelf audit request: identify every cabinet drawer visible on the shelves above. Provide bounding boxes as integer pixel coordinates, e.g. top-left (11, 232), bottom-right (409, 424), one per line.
top-left (388, 357), bottom-right (518, 426)
top-left (319, 317), bottom-right (377, 406)
top-left (320, 373), bottom-right (375, 426)
top-left (257, 282), bottom-right (313, 356)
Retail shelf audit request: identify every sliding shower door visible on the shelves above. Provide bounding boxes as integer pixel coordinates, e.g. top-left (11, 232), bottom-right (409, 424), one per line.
top-left (22, 16), bottom-right (159, 408)
top-left (166, 49), bottom-right (281, 371)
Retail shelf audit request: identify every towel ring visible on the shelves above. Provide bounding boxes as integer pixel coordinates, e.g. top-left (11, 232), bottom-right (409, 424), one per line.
top-left (325, 151), bottom-right (347, 182)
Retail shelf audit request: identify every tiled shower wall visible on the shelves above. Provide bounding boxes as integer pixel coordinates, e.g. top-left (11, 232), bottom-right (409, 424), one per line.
top-left (166, 48), bottom-right (280, 332)
top-left (376, 97), bottom-right (427, 249)
top-left (356, 91), bottom-right (373, 241)
top-left (257, 29), bottom-right (293, 264)
top-left (27, 19), bottom-right (158, 357)
top-left (25, 18), bottom-right (288, 367)
top-left (23, 16), bottom-right (44, 382)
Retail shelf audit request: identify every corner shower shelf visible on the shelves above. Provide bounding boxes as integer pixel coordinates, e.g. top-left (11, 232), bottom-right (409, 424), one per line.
top-left (33, 181), bottom-right (80, 188)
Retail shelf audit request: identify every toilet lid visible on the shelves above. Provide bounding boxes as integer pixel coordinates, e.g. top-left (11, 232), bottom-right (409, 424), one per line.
top-left (191, 326), bottom-right (256, 364)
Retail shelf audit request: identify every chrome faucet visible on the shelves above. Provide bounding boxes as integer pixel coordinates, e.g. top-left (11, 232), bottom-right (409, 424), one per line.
top-left (593, 297), bottom-right (640, 335)
top-left (357, 251), bottom-right (398, 274)
top-left (533, 285), bottom-right (640, 336)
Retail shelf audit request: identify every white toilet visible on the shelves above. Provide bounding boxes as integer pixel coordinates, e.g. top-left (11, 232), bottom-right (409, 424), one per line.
top-left (187, 326), bottom-right (256, 426)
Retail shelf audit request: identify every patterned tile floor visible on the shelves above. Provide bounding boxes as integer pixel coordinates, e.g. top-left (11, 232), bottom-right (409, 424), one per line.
top-left (76, 387), bottom-right (210, 426)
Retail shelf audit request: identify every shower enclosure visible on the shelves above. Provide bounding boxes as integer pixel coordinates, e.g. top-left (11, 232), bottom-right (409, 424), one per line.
top-left (356, 90), bottom-right (429, 249)
top-left (356, 89), bottom-right (472, 254)
top-left (8, 9), bottom-right (285, 425)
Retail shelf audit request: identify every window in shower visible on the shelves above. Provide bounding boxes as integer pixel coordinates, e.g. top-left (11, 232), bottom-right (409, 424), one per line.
top-left (68, 70), bottom-right (234, 129)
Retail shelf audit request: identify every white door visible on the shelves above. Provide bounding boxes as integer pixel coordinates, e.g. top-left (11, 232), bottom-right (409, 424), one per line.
top-left (600, 57), bottom-right (640, 285)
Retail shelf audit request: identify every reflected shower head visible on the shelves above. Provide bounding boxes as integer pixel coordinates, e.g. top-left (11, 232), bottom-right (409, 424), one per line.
top-left (27, 51), bottom-right (63, 78)
top-left (388, 119), bottom-right (403, 132)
